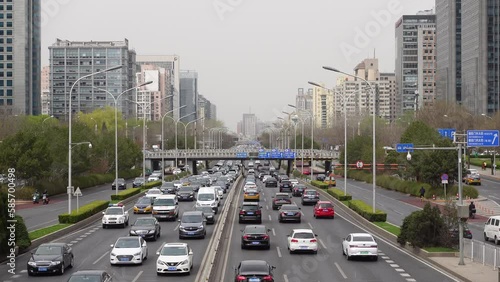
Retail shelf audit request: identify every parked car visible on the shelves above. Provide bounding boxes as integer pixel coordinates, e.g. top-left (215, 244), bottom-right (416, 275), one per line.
top-left (342, 233), bottom-right (378, 261)
top-left (234, 260), bottom-right (275, 281)
top-left (109, 237), bottom-right (148, 265)
top-left (111, 178), bottom-right (126, 190)
top-left (238, 202), bottom-right (262, 223)
top-left (287, 229), bottom-right (318, 254)
top-left (241, 225), bottom-right (271, 249)
top-left (278, 204), bottom-right (301, 223)
top-left (27, 243), bottom-right (74, 276)
top-left (129, 217), bottom-right (161, 241)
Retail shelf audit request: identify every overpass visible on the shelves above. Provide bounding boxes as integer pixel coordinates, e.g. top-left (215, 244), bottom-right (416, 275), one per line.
top-left (144, 149), bottom-right (340, 175)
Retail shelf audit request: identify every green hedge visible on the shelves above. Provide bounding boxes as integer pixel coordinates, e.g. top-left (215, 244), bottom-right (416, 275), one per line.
top-left (58, 200), bottom-right (110, 224)
top-left (15, 215), bottom-right (31, 251)
top-left (326, 188), bottom-right (352, 201)
top-left (141, 181), bottom-right (162, 191)
top-left (110, 188), bottom-right (141, 201)
top-left (311, 180), bottom-right (329, 189)
top-left (347, 200), bottom-right (387, 222)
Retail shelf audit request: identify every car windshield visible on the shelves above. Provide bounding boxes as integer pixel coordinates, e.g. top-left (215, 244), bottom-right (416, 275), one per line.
top-left (134, 218), bottom-right (155, 226)
top-left (161, 182), bottom-right (175, 188)
top-left (353, 236), bottom-right (374, 242)
top-left (105, 208), bottom-right (123, 215)
top-left (293, 232), bottom-right (314, 239)
top-left (182, 215), bottom-right (203, 223)
top-left (115, 238), bottom-right (140, 248)
top-left (148, 190), bottom-right (161, 195)
top-left (242, 205), bottom-right (258, 211)
top-left (160, 246), bottom-right (187, 256)
top-left (246, 189), bottom-right (258, 193)
top-left (280, 205), bottom-right (297, 211)
top-left (35, 245), bottom-right (62, 255)
top-left (179, 187), bottom-right (193, 192)
top-left (198, 193), bottom-right (214, 201)
top-left (196, 207), bottom-right (213, 214)
top-left (304, 191), bottom-right (316, 195)
top-left (245, 226), bottom-right (266, 234)
top-left (319, 203), bottom-right (333, 208)
top-left (135, 178), bottom-right (144, 182)
top-left (240, 262), bottom-right (269, 274)
top-left (136, 198), bottom-right (151, 205)
top-left (154, 199), bottom-right (175, 206)
top-left (68, 275), bottom-right (102, 282)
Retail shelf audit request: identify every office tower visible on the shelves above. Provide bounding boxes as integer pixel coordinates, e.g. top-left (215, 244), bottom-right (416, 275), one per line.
top-left (180, 70), bottom-right (198, 122)
top-left (41, 66), bottom-right (50, 115)
top-left (242, 113), bottom-right (257, 138)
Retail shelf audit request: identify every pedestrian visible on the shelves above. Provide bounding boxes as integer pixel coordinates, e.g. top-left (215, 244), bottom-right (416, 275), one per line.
top-left (482, 161), bottom-right (487, 170)
top-left (419, 186), bottom-right (425, 201)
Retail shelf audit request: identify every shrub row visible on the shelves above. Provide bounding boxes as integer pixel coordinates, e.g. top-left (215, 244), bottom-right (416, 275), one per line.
top-left (311, 180), bottom-right (329, 189)
top-left (58, 200), bottom-right (109, 224)
top-left (326, 188), bottom-right (352, 201)
top-left (347, 200), bottom-right (387, 222)
top-left (14, 215), bottom-right (31, 251)
top-left (110, 188), bottom-right (141, 201)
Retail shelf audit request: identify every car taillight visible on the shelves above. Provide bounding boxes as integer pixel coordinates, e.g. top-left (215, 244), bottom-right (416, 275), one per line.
top-left (281, 212), bottom-right (286, 216)
top-left (243, 235), bottom-right (250, 240)
top-left (262, 235), bottom-right (269, 240)
top-left (291, 239), bottom-right (299, 242)
top-left (349, 245), bottom-right (357, 248)
top-left (236, 275), bottom-right (246, 281)
top-left (370, 245), bottom-right (377, 248)
top-left (263, 275), bottom-right (273, 281)
top-left (239, 210), bottom-right (245, 215)
top-left (255, 210), bottom-right (261, 214)
top-left (310, 239), bottom-right (317, 243)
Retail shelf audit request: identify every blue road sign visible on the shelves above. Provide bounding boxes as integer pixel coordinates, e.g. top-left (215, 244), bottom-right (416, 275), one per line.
top-left (438, 128), bottom-right (456, 140)
top-left (441, 173), bottom-right (448, 181)
top-left (396, 143), bottom-right (414, 153)
top-left (236, 152), bottom-right (248, 158)
top-left (283, 152), bottom-right (295, 159)
top-left (467, 130), bottom-right (499, 147)
top-left (258, 151), bottom-right (268, 158)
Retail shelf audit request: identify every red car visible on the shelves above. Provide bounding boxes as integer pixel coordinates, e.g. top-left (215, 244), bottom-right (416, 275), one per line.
top-left (313, 201), bottom-right (335, 219)
top-left (302, 168), bottom-right (311, 175)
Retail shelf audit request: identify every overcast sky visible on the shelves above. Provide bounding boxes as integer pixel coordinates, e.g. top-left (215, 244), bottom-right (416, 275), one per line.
top-left (41, 0), bottom-right (434, 131)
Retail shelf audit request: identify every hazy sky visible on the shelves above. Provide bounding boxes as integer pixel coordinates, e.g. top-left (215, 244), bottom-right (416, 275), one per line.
top-left (41, 0), bottom-right (434, 131)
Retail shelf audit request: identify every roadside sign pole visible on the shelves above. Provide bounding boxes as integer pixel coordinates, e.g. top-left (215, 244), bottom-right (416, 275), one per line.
top-left (458, 143), bottom-right (465, 266)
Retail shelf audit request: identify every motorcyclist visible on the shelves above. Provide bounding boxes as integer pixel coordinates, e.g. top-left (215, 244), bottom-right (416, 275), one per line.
top-left (32, 190), bottom-right (40, 203)
top-left (42, 190), bottom-right (49, 204)
top-left (469, 201), bottom-right (476, 218)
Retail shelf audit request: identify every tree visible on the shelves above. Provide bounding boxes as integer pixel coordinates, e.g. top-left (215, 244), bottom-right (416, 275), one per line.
top-left (398, 203), bottom-right (445, 248)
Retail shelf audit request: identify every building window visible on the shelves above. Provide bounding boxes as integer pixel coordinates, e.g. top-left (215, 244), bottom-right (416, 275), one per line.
top-left (6, 80), bottom-right (11, 86)
top-left (6, 21), bottom-right (11, 27)
top-left (6, 89), bottom-right (11, 96)
top-left (6, 4), bottom-right (11, 10)
top-left (0, 99), bottom-right (3, 106)
top-left (6, 13), bottom-right (11, 19)
top-left (6, 98), bottom-right (11, 105)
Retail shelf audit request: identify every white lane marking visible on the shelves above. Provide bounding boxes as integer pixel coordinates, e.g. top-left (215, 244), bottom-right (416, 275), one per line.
top-left (276, 246), bottom-right (282, 258)
top-left (308, 222), bottom-right (314, 229)
top-left (80, 235), bottom-right (87, 238)
top-left (272, 228), bottom-right (276, 236)
top-left (488, 195), bottom-right (500, 200)
top-left (334, 262), bottom-right (348, 279)
top-left (390, 264), bottom-right (400, 268)
top-left (268, 215), bottom-right (272, 221)
top-left (395, 268), bottom-right (405, 272)
top-left (264, 198), bottom-right (267, 202)
top-left (10, 275), bottom-right (20, 278)
top-left (174, 223), bottom-right (180, 231)
top-left (70, 241), bottom-right (78, 244)
top-left (92, 251), bottom-right (109, 265)
top-left (156, 244), bottom-right (164, 254)
top-left (75, 237), bottom-right (83, 241)
top-left (85, 232), bottom-right (91, 235)
top-left (67, 244), bottom-right (73, 246)
top-left (266, 205), bottom-right (269, 210)
top-left (131, 270), bottom-right (144, 282)
top-left (400, 273), bottom-right (411, 277)
top-left (20, 270), bottom-right (27, 273)
top-left (381, 256), bottom-right (390, 259)
top-left (386, 260), bottom-right (394, 263)
top-left (406, 279), bottom-right (417, 282)
top-left (283, 274), bottom-right (289, 282)
top-left (318, 238), bottom-right (327, 249)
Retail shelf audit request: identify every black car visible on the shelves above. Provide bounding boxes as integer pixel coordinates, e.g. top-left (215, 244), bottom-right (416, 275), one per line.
top-left (292, 184), bottom-right (306, 197)
top-left (239, 202), bottom-right (262, 223)
top-left (301, 189), bottom-right (320, 205)
top-left (111, 178), bottom-right (126, 190)
top-left (129, 217), bottom-right (161, 241)
top-left (177, 186), bottom-right (195, 201)
top-left (265, 177), bottom-right (278, 187)
top-left (28, 243), bottom-right (74, 276)
top-left (241, 225), bottom-right (271, 249)
top-left (67, 270), bottom-right (112, 282)
top-left (279, 180), bottom-right (293, 192)
top-left (316, 174), bottom-right (326, 181)
top-left (449, 227), bottom-right (473, 243)
top-left (196, 206), bottom-right (216, 224)
top-left (278, 204), bottom-right (301, 223)
top-left (272, 193), bottom-right (292, 210)
top-left (132, 177), bottom-right (145, 188)
top-left (160, 182), bottom-right (176, 194)
top-left (234, 260), bottom-right (275, 282)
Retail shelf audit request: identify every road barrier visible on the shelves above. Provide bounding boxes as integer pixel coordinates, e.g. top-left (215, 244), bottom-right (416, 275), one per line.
top-left (464, 238), bottom-right (500, 270)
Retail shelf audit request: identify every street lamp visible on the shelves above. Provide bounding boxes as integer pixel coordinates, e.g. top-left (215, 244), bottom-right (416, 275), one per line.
top-left (288, 104), bottom-right (313, 179)
top-left (42, 115), bottom-right (54, 124)
top-left (161, 105), bottom-right (187, 181)
top-left (67, 65), bottom-right (122, 214)
top-left (90, 117), bottom-right (97, 133)
top-left (291, 114), bottom-right (299, 171)
top-left (322, 66), bottom-right (376, 213)
top-left (180, 117), bottom-right (204, 166)
top-left (94, 81), bottom-right (154, 196)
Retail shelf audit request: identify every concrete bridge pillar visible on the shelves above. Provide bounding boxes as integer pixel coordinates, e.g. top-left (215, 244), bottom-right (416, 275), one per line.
top-left (287, 159), bottom-right (292, 176)
top-left (324, 160), bottom-right (331, 174)
top-left (192, 160), bottom-right (198, 175)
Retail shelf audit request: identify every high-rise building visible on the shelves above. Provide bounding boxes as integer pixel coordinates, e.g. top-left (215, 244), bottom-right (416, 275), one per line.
top-left (135, 65), bottom-right (172, 121)
top-left (180, 70), bottom-right (198, 122)
top-left (242, 113), bottom-right (257, 138)
top-left (0, 0), bottom-right (41, 115)
top-left (295, 88), bottom-right (313, 113)
top-left (312, 83), bottom-right (334, 129)
top-left (41, 66), bottom-right (50, 115)
top-left (198, 95), bottom-right (217, 121)
top-left (209, 104), bottom-right (217, 120)
top-left (436, 0), bottom-right (500, 114)
top-left (49, 39), bottom-right (136, 120)
top-left (136, 55), bottom-right (180, 119)
top-left (395, 11), bottom-right (436, 115)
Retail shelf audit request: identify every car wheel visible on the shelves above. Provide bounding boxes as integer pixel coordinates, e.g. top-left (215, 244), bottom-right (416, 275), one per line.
top-left (241, 244), bottom-right (245, 249)
top-left (144, 250), bottom-right (148, 260)
top-left (346, 251), bottom-right (351, 260)
top-left (59, 263), bottom-right (65, 275)
top-left (179, 235), bottom-right (183, 240)
top-left (289, 249), bottom-right (294, 254)
top-left (313, 250), bottom-right (317, 254)
top-left (297, 219), bottom-right (301, 223)
top-left (373, 256), bottom-right (378, 261)
top-left (495, 236), bottom-right (499, 245)
top-left (342, 246), bottom-right (345, 255)
top-left (258, 219), bottom-right (262, 224)
top-left (484, 233), bottom-right (489, 241)
top-left (69, 256), bottom-right (74, 268)
top-left (28, 271), bottom-right (33, 276)
top-left (102, 224), bottom-right (106, 229)
top-left (313, 214), bottom-right (316, 218)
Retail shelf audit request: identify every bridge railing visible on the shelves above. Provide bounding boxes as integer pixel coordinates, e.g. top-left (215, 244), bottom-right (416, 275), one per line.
top-left (144, 149), bottom-right (338, 159)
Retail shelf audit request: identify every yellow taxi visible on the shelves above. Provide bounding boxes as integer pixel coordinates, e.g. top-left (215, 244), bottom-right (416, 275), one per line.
top-left (464, 169), bottom-right (481, 185)
top-left (243, 189), bottom-right (260, 201)
top-left (324, 174), bottom-right (336, 187)
top-left (133, 197), bottom-right (154, 214)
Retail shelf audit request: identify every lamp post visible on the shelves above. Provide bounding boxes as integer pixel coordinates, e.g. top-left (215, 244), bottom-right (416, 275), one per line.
top-left (180, 117), bottom-right (204, 166)
top-left (323, 66), bottom-right (376, 213)
top-left (67, 65), bottom-right (122, 214)
top-left (94, 81), bottom-right (154, 196)
top-left (90, 117), bottom-right (97, 133)
top-left (42, 115), bottom-right (54, 124)
top-left (291, 114), bottom-right (299, 171)
top-left (161, 105), bottom-right (187, 181)
top-left (288, 104), bottom-right (312, 178)
top-left (172, 112), bottom-right (196, 168)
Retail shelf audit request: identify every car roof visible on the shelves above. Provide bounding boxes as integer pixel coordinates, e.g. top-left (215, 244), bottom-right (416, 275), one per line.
top-left (70, 270), bottom-right (108, 275)
top-left (281, 204), bottom-right (299, 208)
top-left (242, 201), bottom-right (260, 205)
top-left (155, 194), bottom-right (176, 199)
top-left (39, 242), bottom-right (67, 247)
top-left (183, 210), bottom-right (203, 216)
top-left (275, 192), bottom-right (289, 196)
top-left (163, 242), bottom-right (188, 248)
top-left (350, 233), bottom-right (374, 237)
top-left (240, 260), bottom-right (268, 267)
top-left (293, 229), bottom-right (314, 233)
top-left (317, 200), bottom-right (332, 204)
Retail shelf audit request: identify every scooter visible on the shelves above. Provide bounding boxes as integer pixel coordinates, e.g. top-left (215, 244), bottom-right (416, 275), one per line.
top-left (469, 209), bottom-right (476, 219)
top-left (42, 194), bottom-right (49, 205)
top-left (32, 193), bottom-right (40, 204)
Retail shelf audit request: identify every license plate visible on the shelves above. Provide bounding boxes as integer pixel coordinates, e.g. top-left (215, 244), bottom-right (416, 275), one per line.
top-left (252, 242), bottom-right (260, 245)
top-left (309, 195), bottom-right (315, 198)
top-left (323, 209), bottom-right (329, 212)
top-left (287, 212), bottom-right (294, 216)
top-left (300, 246), bottom-right (308, 249)
top-left (247, 212), bottom-right (254, 215)
top-left (361, 251), bottom-right (369, 254)
top-left (249, 193), bottom-right (255, 196)
top-left (168, 266), bottom-right (177, 271)
top-left (38, 267), bottom-right (47, 271)
top-left (188, 232), bottom-right (195, 235)
top-left (249, 278), bottom-right (261, 282)
top-left (119, 258), bottom-right (130, 261)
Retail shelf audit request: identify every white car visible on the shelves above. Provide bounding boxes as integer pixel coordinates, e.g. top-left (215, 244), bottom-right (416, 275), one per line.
top-left (342, 233), bottom-right (378, 261)
top-left (212, 186), bottom-right (224, 200)
top-left (173, 168), bottom-right (182, 175)
top-left (289, 179), bottom-right (299, 187)
top-left (144, 188), bottom-right (162, 199)
top-left (152, 195), bottom-right (179, 221)
top-left (243, 182), bottom-right (257, 193)
top-left (110, 237), bottom-right (148, 265)
top-left (102, 205), bottom-right (129, 228)
top-left (156, 243), bottom-right (193, 275)
top-left (287, 229), bottom-right (318, 254)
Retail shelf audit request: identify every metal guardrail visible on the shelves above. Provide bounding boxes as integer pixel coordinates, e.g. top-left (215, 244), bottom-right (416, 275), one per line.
top-left (144, 149), bottom-right (339, 159)
top-left (464, 238), bottom-right (500, 269)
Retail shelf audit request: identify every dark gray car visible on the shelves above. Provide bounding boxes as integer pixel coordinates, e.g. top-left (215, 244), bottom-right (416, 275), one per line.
top-left (178, 211), bottom-right (206, 239)
top-left (111, 178), bottom-right (126, 190)
top-left (196, 206), bottom-right (216, 224)
top-left (301, 189), bottom-right (320, 205)
top-left (278, 204), bottom-right (301, 223)
top-left (177, 186), bottom-right (195, 201)
top-left (160, 182), bottom-right (176, 194)
top-left (129, 217), bottom-right (161, 241)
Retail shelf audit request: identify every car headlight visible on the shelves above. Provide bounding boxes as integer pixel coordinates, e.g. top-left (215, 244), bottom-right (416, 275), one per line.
top-left (50, 261), bottom-right (61, 265)
top-left (157, 260), bottom-right (166, 265)
top-left (210, 202), bottom-right (216, 207)
top-left (207, 215), bottom-right (213, 218)
top-left (198, 225), bottom-right (204, 229)
top-left (179, 226), bottom-right (185, 230)
top-left (148, 230), bottom-right (155, 234)
top-left (130, 230), bottom-right (137, 234)
top-left (28, 262), bottom-right (37, 267)
top-left (180, 259), bottom-right (189, 265)
top-left (110, 253), bottom-right (116, 257)
top-left (133, 252), bottom-right (141, 256)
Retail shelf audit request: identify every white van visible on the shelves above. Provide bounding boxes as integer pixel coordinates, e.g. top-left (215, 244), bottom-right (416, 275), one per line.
top-left (196, 187), bottom-right (219, 213)
top-left (484, 216), bottom-right (500, 244)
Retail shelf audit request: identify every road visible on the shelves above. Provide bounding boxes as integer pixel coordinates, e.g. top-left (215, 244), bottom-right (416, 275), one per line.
top-left (220, 176), bottom-right (459, 282)
top-left (0, 181), bottom-right (233, 282)
top-left (18, 180), bottom-right (134, 231)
